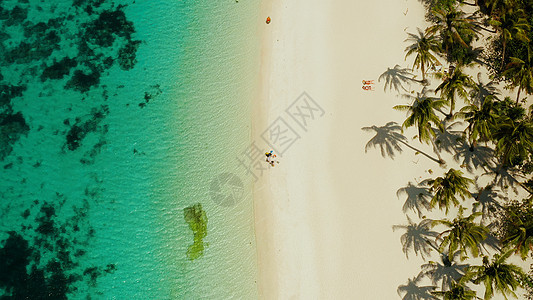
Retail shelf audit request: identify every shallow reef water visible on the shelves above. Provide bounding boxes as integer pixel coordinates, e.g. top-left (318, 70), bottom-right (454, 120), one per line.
top-left (0, 0), bottom-right (140, 298)
top-left (1, 0), bottom-right (261, 298)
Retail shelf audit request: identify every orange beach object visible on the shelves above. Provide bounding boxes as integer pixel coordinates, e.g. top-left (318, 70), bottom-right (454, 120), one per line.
top-left (266, 16), bottom-right (271, 24)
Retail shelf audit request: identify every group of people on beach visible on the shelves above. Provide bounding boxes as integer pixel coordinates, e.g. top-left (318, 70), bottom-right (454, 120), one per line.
top-left (362, 80), bottom-right (374, 91)
top-left (265, 150), bottom-right (279, 167)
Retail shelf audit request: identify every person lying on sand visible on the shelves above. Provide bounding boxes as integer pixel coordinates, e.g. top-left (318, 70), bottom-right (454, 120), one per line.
top-left (362, 85), bottom-right (374, 91)
top-left (362, 80), bottom-right (374, 85)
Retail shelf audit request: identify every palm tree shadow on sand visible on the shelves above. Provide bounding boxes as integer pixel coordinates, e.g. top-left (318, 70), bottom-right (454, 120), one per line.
top-left (481, 166), bottom-right (524, 194)
top-left (362, 122), bottom-right (443, 164)
top-left (397, 181), bottom-right (432, 218)
top-left (471, 181), bottom-right (505, 222)
top-left (453, 143), bottom-right (496, 173)
top-left (379, 65), bottom-right (422, 94)
top-left (433, 121), bottom-right (465, 155)
top-left (470, 72), bottom-right (501, 106)
top-left (393, 217), bottom-right (438, 260)
top-left (397, 273), bottom-right (436, 300)
top-left (420, 251), bottom-right (469, 291)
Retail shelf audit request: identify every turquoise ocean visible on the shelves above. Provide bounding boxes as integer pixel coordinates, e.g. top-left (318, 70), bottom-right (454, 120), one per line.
top-left (0, 0), bottom-right (261, 298)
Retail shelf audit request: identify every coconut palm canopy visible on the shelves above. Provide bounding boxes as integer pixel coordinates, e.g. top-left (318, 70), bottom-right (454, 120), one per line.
top-left (383, 0), bottom-right (533, 298)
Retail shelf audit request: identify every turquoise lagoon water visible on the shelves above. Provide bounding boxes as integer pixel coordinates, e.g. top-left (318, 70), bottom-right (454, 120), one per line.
top-left (0, 0), bottom-right (261, 298)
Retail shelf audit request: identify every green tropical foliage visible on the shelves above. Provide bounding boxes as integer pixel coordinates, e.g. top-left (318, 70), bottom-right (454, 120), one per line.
top-left (394, 90), bottom-right (447, 144)
top-left (488, 9), bottom-right (530, 67)
top-left (405, 28), bottom-right (443, 81)
top-left (427, 168), bottom-right (474, 212)
top-left (435, 67), bottom-right (477, 117)
top-left (433, 211), bottom-right (489, 260)
top-left (496, 200), bottom-right (533, 259)
top-left (502, 55), bottom-right (533, 103)
top-left (455, 95), bottom-right (497, 147)
top-left (431, 280), bottom-right (478, 299)
top-left (492, 116), bottom-right (533, 167)
top-left (374, 0), bottom-right (533, 297)
top-left (426, 6), bottom-right (478, 64)
top-left (462, 250), bottom-right (526, 299)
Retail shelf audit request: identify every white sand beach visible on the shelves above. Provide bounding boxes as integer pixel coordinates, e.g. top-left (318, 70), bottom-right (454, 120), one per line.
top-left (253, 0), bottom-right (533, 298)
top-left (253, 0), bottom-right (433, 298)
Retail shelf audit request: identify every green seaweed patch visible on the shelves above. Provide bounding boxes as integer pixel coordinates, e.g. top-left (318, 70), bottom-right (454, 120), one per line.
top-left (184, 203), bottom-right (208, 260)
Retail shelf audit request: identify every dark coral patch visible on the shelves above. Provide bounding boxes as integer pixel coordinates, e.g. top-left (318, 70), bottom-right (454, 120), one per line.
top-left (0, 84), bottom-right (29, 160)
top-left (41, 57), bottom-right (78, 81)
top-left (83, 8), bottom-right (135, 47)
top-left (5, 29), bottom-right (60, 64)
top-left (118, 40), bottom-right (141, 70)
top-left (3, 6), bottom-right (28, 27)
top-left (66, 125), bottom-right (83, 151)
top-left (0, 232), bottom-right (32, 294)
top-left (0, 84), bottom-right (25, 109)
top-left (66, 70), bottom-right (101, 93)
top-left (0, 199), bottom-right (116, 299)
top-left (0, 112), bottom-right (30, 160)
top-left (65, 105), bottom-right (109, 151)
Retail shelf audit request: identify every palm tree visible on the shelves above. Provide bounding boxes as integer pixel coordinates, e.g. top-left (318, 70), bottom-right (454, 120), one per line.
top-left (394, 89), bottom-right (447, 163)
top-left (488, 9), bottom-right (530, 68)
top-left (431, 280), bottom-right (479, 300)
top-left (455, 95), bottom-right (497, 149)
top-left (405, 28), bottom-right (442, 81)
top-left (397, 181), bottom-right (433, 218)
top-left (393, 216), bottom-right (439, 260)
top-left (501, 209), bottom-right (533, 259)
top-left (426, 7), bottom-right (478, 61)
top-left (435, 67), bottom-right (477, 117)
top-left (398, 273), bottom-right (437, 300)
top-left (462, 250), bottom-right (526, 299)
top-left (483, 0), bottom-right (518, 16)
top-left (362, 122), bottom-right (443, 163)
top-left (426, 168), bottom-right (474, 213)
top-left (492, 117), bottom-right (533, 167)
top-left (433, 211), bottom-right (488, 260)
top-left (502, 54), bottom-right (533, 104)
